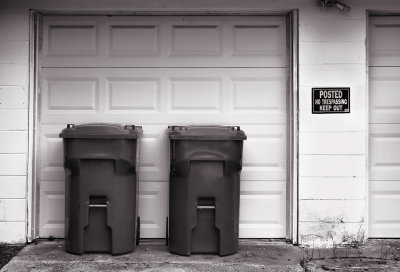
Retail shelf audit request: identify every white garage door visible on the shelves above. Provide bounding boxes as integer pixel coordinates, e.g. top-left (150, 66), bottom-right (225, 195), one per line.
top-left (369, 16), bottom-right (400, 237)
top-left (38, 15), bottom-right (288, 239)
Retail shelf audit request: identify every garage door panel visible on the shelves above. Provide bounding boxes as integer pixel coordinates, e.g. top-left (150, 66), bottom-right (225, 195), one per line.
top-left (39, 180), bottom-right (65, 238)
top-left (106, 78), bottom-right (161, 113)
top-left (139, 125), bottom-right (169, 182)
top-left (40, 125), bottom-right (65, 182)
top-left (42, 16), bottom-right (286, 68)
top-left (42, 76), bottom-right (100, 114)
top-left (369, 16), bottom-right (400, 66)
top-left (44, 20), bottom-right (99, 57)
top-left (39, 15), bottom-right (288, 239)
top-left (370, 181), bottom-right (400, 237)
top-left (241, 125), bottom-right (286, 181)
top-left (239, 180), bottom-right (286, 238)
top-left (168, 22), bottom-right (222, 56)
top-left (230, 76), bottom-right (286, 115)
top-left (41, 113), bottom-right (287, 126)
top-left (167, 77), bottom-right (223, 113)
top-left (369, 16), bottom-right (400, 238)
top-left (38, 125), bottom-right (65, 238)
top-left (369, 224), bottom-right (400, 238)
top-left (138, 181), bottom-right (168, 238)
top-left (41, 68), bottom-right (287, 124)
top-left (369, 67), bottom-right (400, 124)
top-left (108, 24), bottom-right (160, 56)
top-left (370, 124), bottom-right (400, 181)
top-left (230, 21), bottom-right (285, 57)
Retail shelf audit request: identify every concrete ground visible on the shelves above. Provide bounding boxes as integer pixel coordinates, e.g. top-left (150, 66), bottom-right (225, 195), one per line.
top-left (0, 239), bottom-right (303, 272)
top-left (2, 239), bottom-right (400, 271)
top-left (302, 239), bottom-right (400, 272)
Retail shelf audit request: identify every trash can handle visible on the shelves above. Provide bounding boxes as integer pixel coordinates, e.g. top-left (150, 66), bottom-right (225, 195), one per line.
top-left (232, 126), bottom-right (240, 131)
top-left (67, 124), bottom-right (76, 129)
top-left (197, 205), bottom-right (215, 210)
top-left (190, 158), bottom-right (225, 162)
top-left (89, 204), bottom-right (107, 208)
top-left (124, 125), bottom-right (135, 130)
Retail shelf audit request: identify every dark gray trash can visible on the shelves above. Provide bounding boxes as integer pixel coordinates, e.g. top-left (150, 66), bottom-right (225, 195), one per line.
top-left (167, 125), bottom-right (246, 256)
top-left (60, 123), bottom-right (142, 255)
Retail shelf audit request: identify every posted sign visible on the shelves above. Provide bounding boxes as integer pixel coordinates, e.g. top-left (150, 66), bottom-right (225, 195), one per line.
top-left (312, 88), bottom-right (350, 114)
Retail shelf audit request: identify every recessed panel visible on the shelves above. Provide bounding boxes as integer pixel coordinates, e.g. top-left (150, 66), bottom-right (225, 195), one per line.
top-left (40, 126), bottom-right (64, 182)
top-left (107, 79), bottom-right (159, 111)
top-left (369, 17), bottom-right (400, 66)
top-left (370, 194), bottom-right (400, 223)
top-left (138, 126), bottom-right (169, 182)
top-left (240, 195), bottom-right (282, 223)
top-left (370, 79), bottom-right (400, 112)
top-left (46, 79), bottom-right (98, 111)
top-left (369, 181), bottom-right (400, 237)
top-left (109, 25), bottom-right (158, 55)
top-left (370, 124), bottom-right (400, 181)
top-left (232, 79), bottom-right (285, 112)
top-left (370, 135), bottom-right (400, 169)
top-left (239, 180), bottom-right (286, 238)
top-left (242, 135), bottom-right (286, 181)
top-left (39, 180), bottom-right (65, 238)
top-left (233, 25), bottom-right (280, 54)
top-left (138, 182), bottom-right (168, 238)
top-left (47, 25), bottom-right (97, 55)
top-left (371, 25), bottom-right (400, 52)
top-left (369, 68), bottom-right (400, 124)
top-left (42, 136), bottom-right (63, 168)
top-left (139, 136), bottom-right (163, 180)
top-left (171, 25), bottom-right (220, 55)
top-left (169, 79), bottom-right (221, 112)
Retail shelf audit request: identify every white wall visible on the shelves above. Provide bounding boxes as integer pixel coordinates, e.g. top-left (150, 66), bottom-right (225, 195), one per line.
top-left (297, 2), bottom-right (368, 247)
top-left (0, 0), bottom-right (400, 245)
top-left (0, 0), bottom-right (29, 243)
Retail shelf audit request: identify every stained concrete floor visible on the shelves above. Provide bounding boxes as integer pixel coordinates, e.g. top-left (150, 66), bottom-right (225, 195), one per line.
top-left (302, 239), bottom-right (400, 272)
top-left (0, 239), bottom-right (303, 272)
top-left (3, 239), bottom-right (400, 271)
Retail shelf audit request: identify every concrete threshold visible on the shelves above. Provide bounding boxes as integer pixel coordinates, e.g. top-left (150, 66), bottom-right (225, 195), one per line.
top-left (1, 239), bottom-right (303, 272)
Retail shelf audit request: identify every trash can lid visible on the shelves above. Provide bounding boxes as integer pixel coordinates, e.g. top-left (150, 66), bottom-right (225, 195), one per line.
top-left (168, 125), bottom-right (246, 140)
top-left (59, 123), bottom-right (142, 139)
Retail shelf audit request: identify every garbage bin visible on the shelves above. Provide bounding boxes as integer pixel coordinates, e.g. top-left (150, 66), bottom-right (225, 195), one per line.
top-left (60, 123), bottom-right (142, 255)
top-left (167, 125), bottom-right (246, 256)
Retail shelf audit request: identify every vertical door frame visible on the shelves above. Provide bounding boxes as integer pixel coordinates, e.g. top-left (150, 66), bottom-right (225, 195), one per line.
top-left (27, 9), bottom-right (42, 242)
top-left (287, 10), bottom-right (299, 244)
top-left (366, 9), bottom-right (371, 241)
top-left (28, 9), bottom-right (299, 243)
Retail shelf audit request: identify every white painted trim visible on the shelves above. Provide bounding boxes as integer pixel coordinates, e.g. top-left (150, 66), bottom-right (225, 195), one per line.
top-left (34, 9), bottom-right (293, 16)
top-left (27, 10), bottom-right (41, 242)
top-left (287, 10), bottom-right (299, 244)
top-left (365, 10), bottom-right (370, 239)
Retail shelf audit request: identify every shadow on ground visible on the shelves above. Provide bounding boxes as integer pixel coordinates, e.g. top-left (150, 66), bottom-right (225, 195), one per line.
top-left (0, 244), bottom-right (24, 270)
